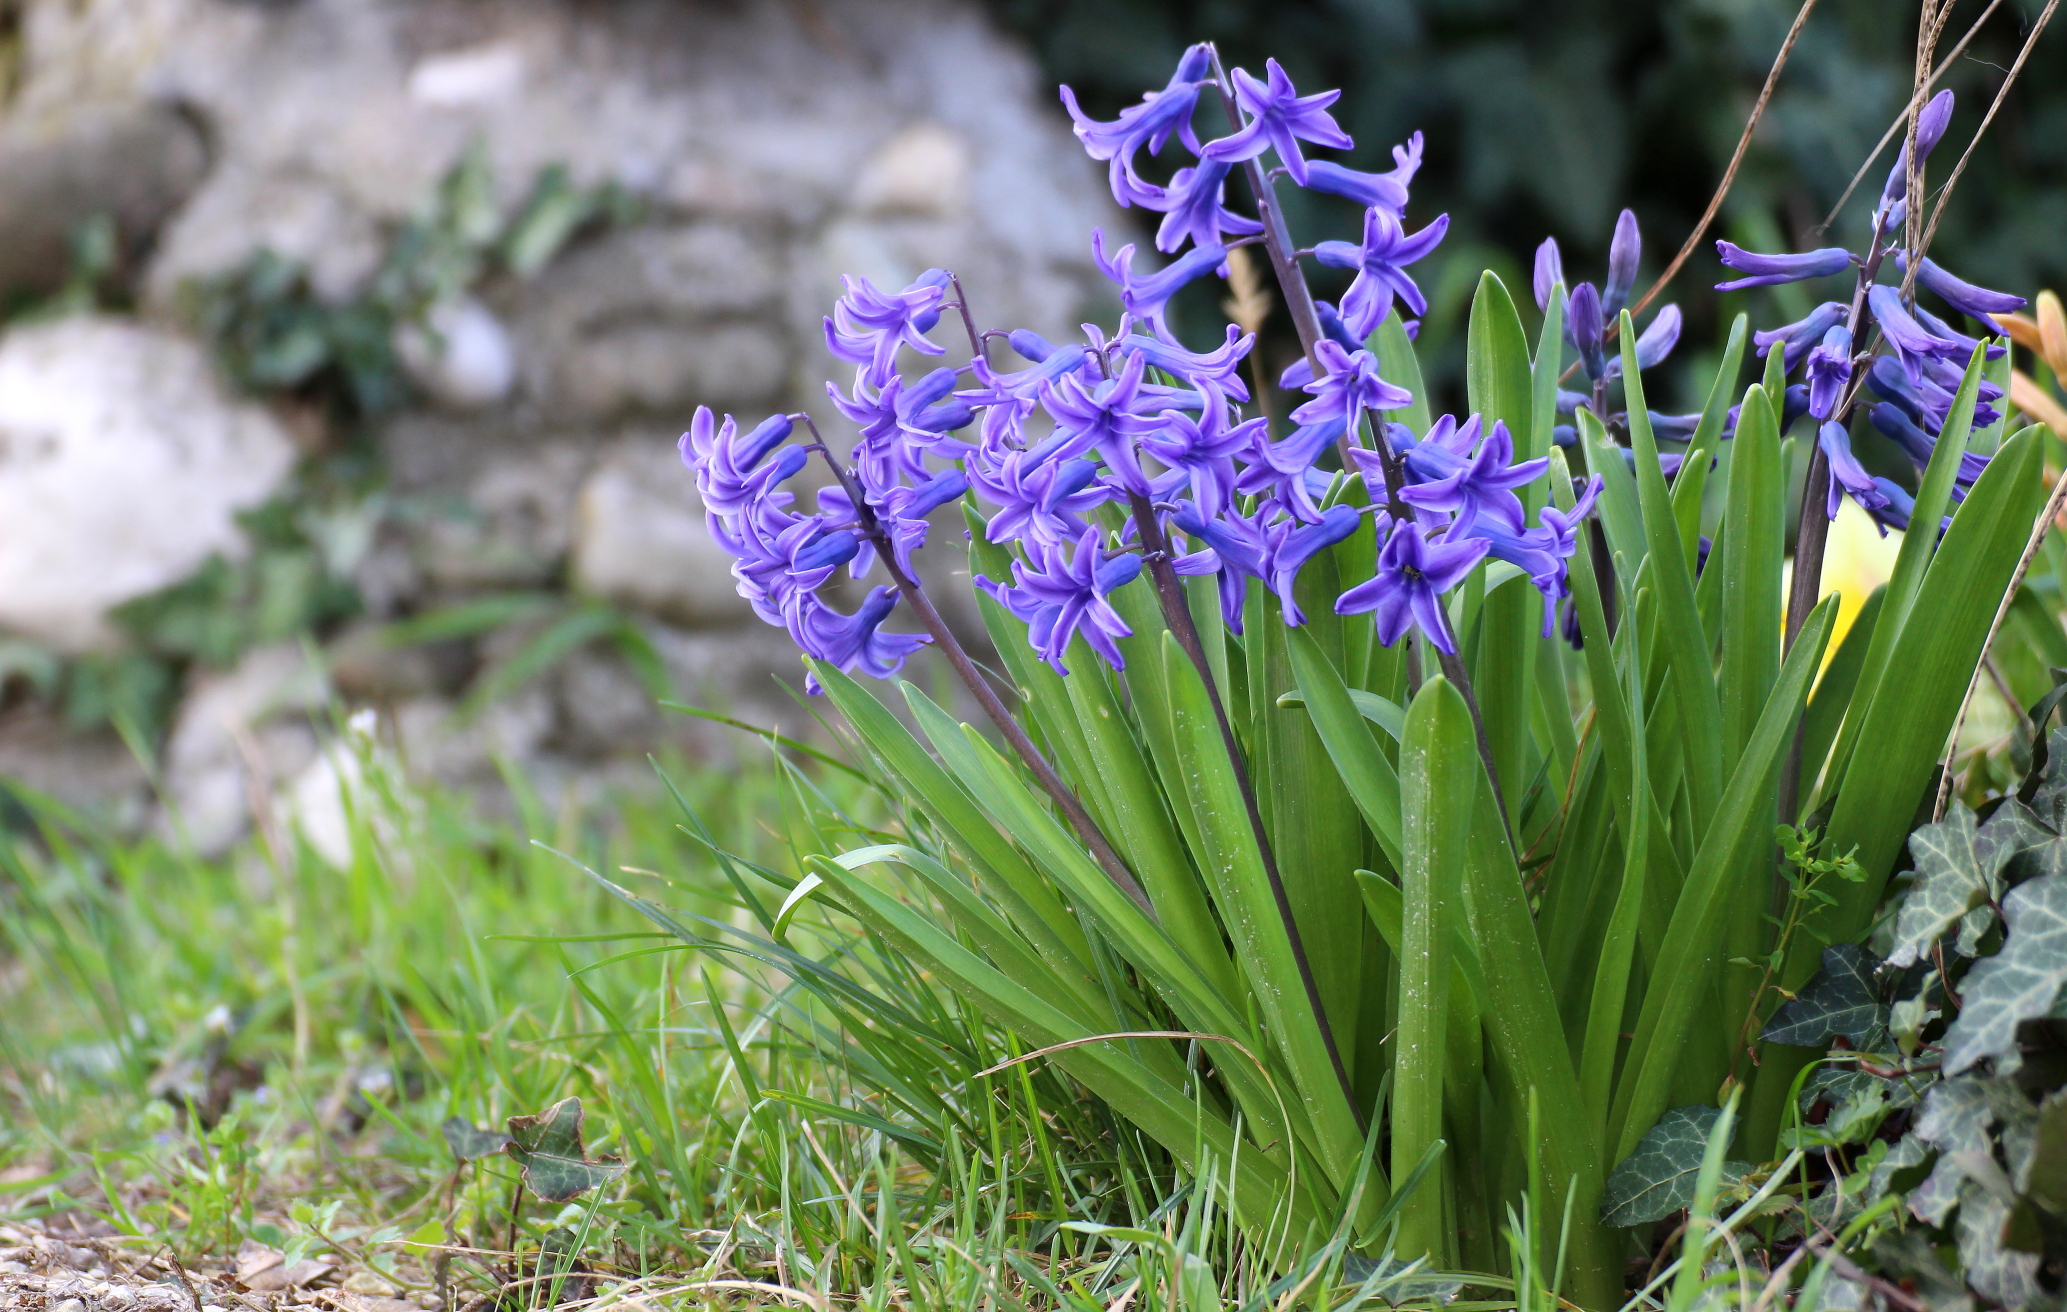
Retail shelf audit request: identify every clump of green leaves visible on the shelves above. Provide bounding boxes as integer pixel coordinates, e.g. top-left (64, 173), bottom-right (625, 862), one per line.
top-left (186, 144), bottom-right (635, 423)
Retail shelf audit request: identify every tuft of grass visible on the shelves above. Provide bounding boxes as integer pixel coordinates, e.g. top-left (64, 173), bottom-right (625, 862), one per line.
top-left (0, 720), bottom-right (1466, 1309)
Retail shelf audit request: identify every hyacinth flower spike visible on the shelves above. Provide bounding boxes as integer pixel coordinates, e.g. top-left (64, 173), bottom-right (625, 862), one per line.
top-left (1059, 43), bottom-right (1214, 207)
top-left (976, 529), bottom-right (1143, 675)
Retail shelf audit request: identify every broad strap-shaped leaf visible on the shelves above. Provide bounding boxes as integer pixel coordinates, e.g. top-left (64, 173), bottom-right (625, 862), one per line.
top-left (1374, 309), bottom-right (1431, 435)
top-left (1599, 1105), bottom-right (1747, 1227)
top-left (441, 1117), bottom-right (512, 1162)
top-left (1610, 596), bottom-right (1836, 1160)
top-left (1817, 424), bottom-right (2047, 955)
top-left (504, 1098), bottom-right (629, 1204)
top-left (1890, 803), bottom-right (2023, 967)
top-left (1619, 310), bottom-right (1723, 835)
top-left (1942, 873), bottom-right (2067, 1074)
top-left (1393, 677), bottom-right (1475, 1265)
top-left (1761, 944), bottom-right (1885, 1046)
top-left (1713, 381), bottom-right (1782, 775)
top-left (1287, 628), bottom-right (1403, 867)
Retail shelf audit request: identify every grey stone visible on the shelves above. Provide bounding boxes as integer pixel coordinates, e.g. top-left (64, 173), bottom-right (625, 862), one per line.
top-left (0, 102), bottom-right (209, 297)
top-left (571, 442), bottom-right (749, 627)
top-left (0, 709), bottom-right (151, 828)
top-left (411, 443), bottom-right (589, 590)
top-left (0, 317), bottom-right (298, 652)
top-left (393, 295), bottom-right (518, 410)
top-left (549, 321), bottom-right (789, 421)
top-left (155, 644), bottom-right (330, 855)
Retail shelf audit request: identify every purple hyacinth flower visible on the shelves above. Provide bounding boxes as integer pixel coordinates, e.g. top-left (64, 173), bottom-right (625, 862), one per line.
top-left (961, 341), bottom-right (1091, 407)
top-left (1458, 476), bottom-right (1602, 635)
top-left (969, 449), bottom-right (1110, 547)
top-left (1263, 505), bottom-right (1363, 625)
top-left (1909, 301), bottom-right (2007, 362)
top-left (823, 269), bottom-right (952, 385)
top-left (829, 372), bottom-right (931, 492)
top-left (682, 408), bottom-right (806, 520)
top-left (1335, 517), bottom-right (1489, 653)
top-left (1604, 304), bottom-right (1683, 379)
top-left (1647, 412), bottom-right (1704, 441)
top-left (1868, 284), bottom-right (1966, 374)
top-left (1171, 502), bottom-right (1267, 631)
top-left (1865, 479), bottom-right (1918, 535)
top-left (1092, 231), bottom-right (1231, 334)
top-left (1603, 209), bottom-right (1641, 318)
top-left (1566, 282), bottom-right (1606, 381)
top-left (1819, 421), bottom-right (1892, 521)
top-left (1116, 325), bottom-right (1256, 402)
top-left (792, 587), bottom-right (930, 692)
top-left (1059, 44), bottom-right (1214, 207)
top-left (1868, 403), bottom-right (1990, 488)
top-left (1301, 132), bottom-right (1423, 211)
top-left (1313, 205), bottom-right (1449, 339)
top-left (1394, 417), bottom-right (1545, 533)
top-left (1201, 58), bottom-right (1354, 184)
top-left (1533, 238), bottom-right (1565, 313)
top-left (1030, 350), bottom-right (1160, 495)
top-left (1137, 380), bottom-right (1266, 519)
top-left (1805, 326), bottom-right (1853, 421)
top-left (1152, 159), bottom-right (1265, 255)
top-left (976, 529), bottom-right (1142, 674)
top-left (1714, 243), bottom-right (1853, 292)
top-left (1895, 252), bottom-right (2026, 319)
top-left (1754, 302), bottom-right (1849, 374)
top-left (1237, 413), bottom-right (1346, 522)
top-left (1289, 341), bottom-right (1413, 434)
top-left (1880, 89), bottom-right (1956, 203)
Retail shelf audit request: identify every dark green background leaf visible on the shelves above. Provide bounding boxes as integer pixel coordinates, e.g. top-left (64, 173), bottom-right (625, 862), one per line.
top-left (1600, 1104), bottom-right (1748, 1227)
top-left (503, 1098), bottom-right (628, 1203)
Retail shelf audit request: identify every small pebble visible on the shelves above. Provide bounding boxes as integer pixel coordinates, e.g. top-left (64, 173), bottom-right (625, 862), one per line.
top-left (56, 1299), bottom-right (88, 1312)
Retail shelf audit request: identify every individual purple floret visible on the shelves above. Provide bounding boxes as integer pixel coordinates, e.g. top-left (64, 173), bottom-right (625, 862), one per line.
top-left (1533, 238), bottom-right (1565, 313)
top-left (1896, 253), bottom-right (2027, 320)
top-left (1456, 477), bottom-right (1603, 635)
top-left (1602, 209), bottom-right (1641, 317)
top-left (824, 270), bottom-right (953, 385)
top-left (1879, 90), bottom-right (1956, 204)
top-left (1335, 517), bottom-right (1489, 653)
top-left (1136, 379), bottom-right (1266, 519)
top-left (1713, 243), bottom-right (1852, 291)
top-left (1868, 284), bottom-right (1966, 373)
top-left (1313, 205), bottom-right (1449, 338)
top-left (1092, 232), bottom-right (1232, 335)
top-left (1261, 506), bottom-right (1364, 625)
top-left (976, 529), bottom-right (1143, 674)
top-left (1818, 421), bottom-right (1893, 524)
top-left (1567, 282), bottom-right (1606, 381)
top-left (1603, 304), bottom-right (1682, 380)
top-left (1868, 403), bottom-right (1990, 489)
top-left (1059, 44), bottom-right (1214, 208)
top-left (1202, 58), bottom-right (1354, 184)
top-left (1290, 342), bottom-right (1413, 434)
top-left (1301, 133), bottom-right (1423, 211)
top-left (1804, 326), bottom-right (1853, 421)
top-left (1153, 159), bottom-right (1266, 255)
top-left (1754, 303), bottom-right (1849, 373)
top-left (1382, 415), bottom-right (1544, 533)
top-left (791, 589), bottom-right (931, 693)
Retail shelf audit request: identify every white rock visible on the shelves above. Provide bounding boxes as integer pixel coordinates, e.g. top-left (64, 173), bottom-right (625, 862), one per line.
top-left (851, 122), bottom-right (972, 218)
top-left (0, 317), bottom-right (297, 652)
top-left (394, 296), bottom-right (518, 410)
top-left (571, 445), bottom-right (751, 626)
top-left (408, 43), bottom-right (525, 108)
top-left (157, 644), bottom-right (330, 856)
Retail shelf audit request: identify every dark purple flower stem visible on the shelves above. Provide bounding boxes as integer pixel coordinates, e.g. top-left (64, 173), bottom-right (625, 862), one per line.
top-left (797, 416), bottom-right (1157, 918)
top-left (1125, 489), bottom-right (1360, 1122)
top-left (1205, 44), bottom-right (1510, 827)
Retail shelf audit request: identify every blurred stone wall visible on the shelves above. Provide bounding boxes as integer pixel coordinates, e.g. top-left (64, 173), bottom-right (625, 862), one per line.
top-left (0, 0), bottom-right (1121, 848)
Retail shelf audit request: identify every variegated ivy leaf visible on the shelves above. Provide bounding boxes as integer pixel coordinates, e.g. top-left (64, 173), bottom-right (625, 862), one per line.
top-left (503, 1097), bottom-right (629, 1204)
top-left (1865, 1132), bottom-right (1928, 1204)
top-left (1957, 1186), bottom-right (2044, 1310)
top-left (1598, 1104), bottom-right (1749, 1228)
top-left (1942, 874), bottom-right (2067, 1075)
top-left (1762, 943), bottom-right (1884, 1045)
top-left (1890, 804), bottom-right (2023, 968)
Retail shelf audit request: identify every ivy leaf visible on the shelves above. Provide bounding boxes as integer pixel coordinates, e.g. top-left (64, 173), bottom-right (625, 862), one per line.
top-left (1942, 874), bottom-right (2067, 1075)
top-left (1957, 1187), bottom-right (2044, 1309)
top-left (440, 1117), bottom-right (513, 1162)
top-left (1890, 805), bottom-right (2022, 967)
top-left (1762, 943), bottom-right (1885, 1046)
top-left (503, 1098), bottom-right (628, 1204)
top-left (1599, 1105), bottom-right (1750, 1227)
